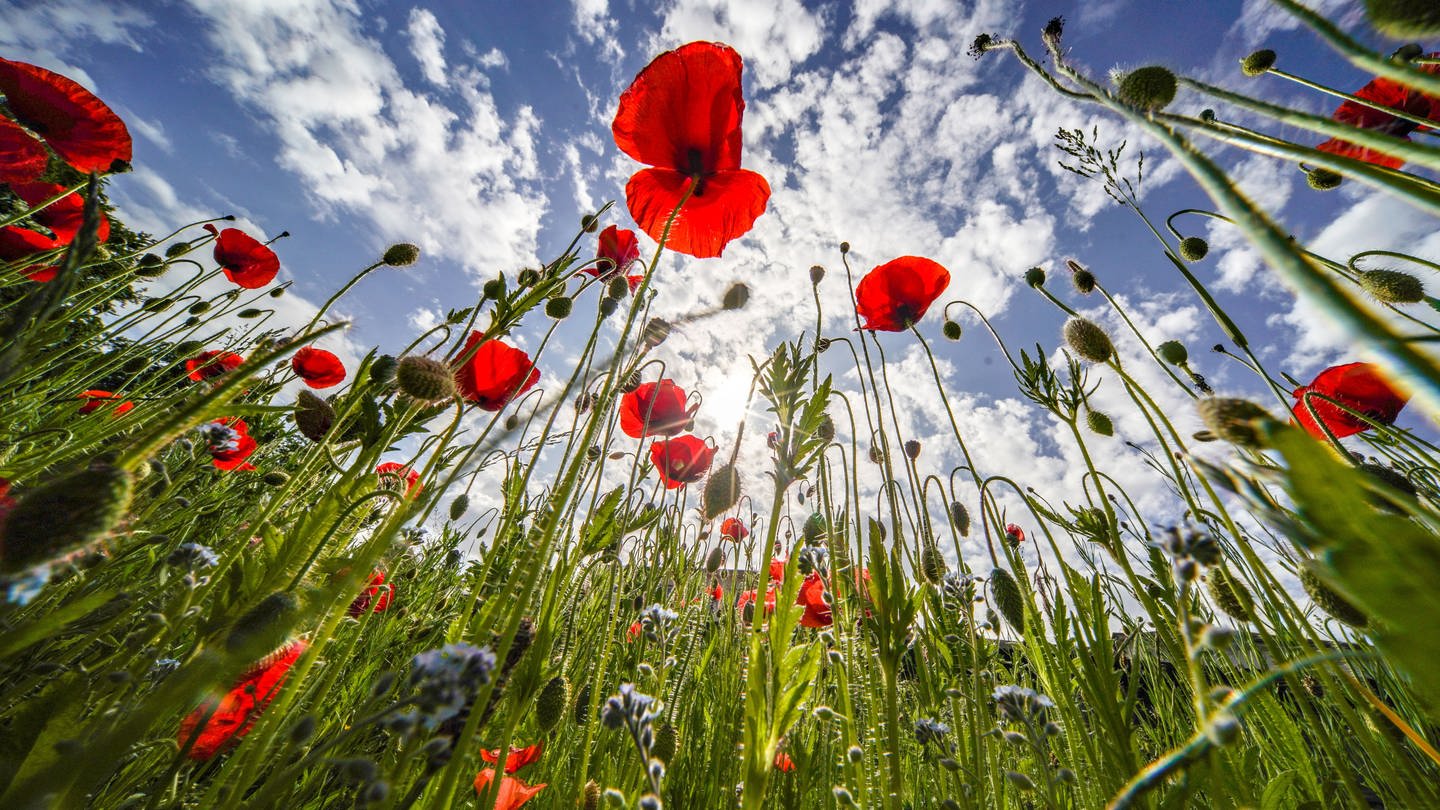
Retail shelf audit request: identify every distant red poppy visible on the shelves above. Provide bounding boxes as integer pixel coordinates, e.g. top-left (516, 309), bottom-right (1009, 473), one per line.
top-left (291, 347), bottom-right (346, 389)
top-left (347, 570), bottom-right (394, 617)
top-left (796, 571), bottom-right (833, 628)
top-left (1291, 362), bottom-right (1409, 439)
top-left (774, 751), bottom-right (796, 772)
top-left (855, 256), bottom-right (951, 331)
top-left (376, 462), bottom-right (422, 495)
top-left (0, 118), bottom-right (48, 184)
top-left (592, 224), bottom-right (641, 279)
top-left (738, 586), bottom-right (777, 620)
top-left (0, 224), bottom-right (61, 282)
top-left (1005, 524), bottom-right (1025, 545)
top-left (208, 418), bottom-right (257, 472)
top-left (620, 379), bottom-right (691, 438)
top-left (612, 41), bottom-right (770, 259)
top-left (627, 620), bottom-right (643, 641)
top-left (649, 434), bottom-right (715, 488)
top-left (769, 555), bottom-right (787, 583)
top-left (710, 583), bottom-right (724, 602)
top-left (178, 639), bottom-right (307, 760)
top-left (10, 182), bottom-right (111, 244)
top-left (78, 389), bottom-right (133, 416)
top-left (473, 769), bottom-right (547, 809)
top-left (1316, 56), bottom-right (1440, 169)
top-left (186, 350), bottom-right (245, 382)
top-left (480, 742), bottom-right (544, 774)
top-left (0, 478), bottom-right (13, 538)
top-left (0, 57), bottom-right (132, 174)
top-left (454, 331), bottom-right (540, 411)
top-left (202, 223), bottom-right (280, 289)
top-left (720, 517), bottom-right (748, 541)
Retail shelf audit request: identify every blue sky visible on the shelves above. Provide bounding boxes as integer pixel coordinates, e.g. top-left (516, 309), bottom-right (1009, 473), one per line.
top-left (2, 0), bottom-right (1432, 567)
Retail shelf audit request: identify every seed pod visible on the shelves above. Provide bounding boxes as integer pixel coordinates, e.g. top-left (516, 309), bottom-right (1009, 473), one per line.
top-left (722, 282), bottom-right (749, 310)
top-left (1063, 317), bottom-right (1114, 363)
top-left (1072, 269), bottom-right (1096, 294)
top-left (989, 566), bottom-right (1026, 634)
top-left (1359, 269), bottom-right (1424, 304)
top-left (188, 301), bottom-right (211, 315)
top-left (701, 463), bottom-right (741, 521)
top-left (482, 277), bottom-right (505, 300)
top-left (809, 265), bottom-right (826, 285)
top-left (1365, 0), bottom-right (1440, 37)
top-left (1179, 236), bottom-right (1210, 262)
top-left (920, 543), bottom-right (946, 584)
top-left (1086, 410), bottom-right (1114, 436)
top-left (535, 675), bottom-right (570, 733)
top-left (382, 243), bottom-right (421, 267)
top-left (295, 390), bottom-right (336, 443)
top-left (225, 592), bottom-right (300, 657)
top-left (1024, 267), bottom-right (1046, 287)
top-left (545, 296), bottom-right (573, 319)
top-left (949, 502), bottom-right (971, 536)
top-left (1300, 566), bottom-right (1367, 628)
top-left (1196, 397), bottom-right (1272, 448)
top-left (1307, 167), bottom-right (1343, 191)
top-left (237, 308), bottom-right (263, 319)
top-left (904, 439), bottom-right (922, 460)
top-left (1206, 566), bottom-right (1255, 622)
top-left (1241, 49), bottom-right (1277, 76)
top-left (1115, 65), bottom-right (1177, 110)
top-left (606, 276), bottom-right (629, 300)
top-left (574, 682), bottom-right (592, 726)
top-left (450, 494), bottom-right (470, 521)
top-left (652, 722), bottom-right (678, 764)
top-left (135, 252), bottom-right (168, 278)
top-left (1, 465), bottom-right (133, 574)
top-left (705, 546), bottom-right (726, 573)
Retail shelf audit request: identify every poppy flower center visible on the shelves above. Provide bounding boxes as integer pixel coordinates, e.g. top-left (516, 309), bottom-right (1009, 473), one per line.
top-left (686, 147), bottom-right (708, 197)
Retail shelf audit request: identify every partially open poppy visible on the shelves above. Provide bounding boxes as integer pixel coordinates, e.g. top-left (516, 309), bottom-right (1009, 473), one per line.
top-left (291, 347), bottom-right (346, 389)
top-left (347, 570), bottom-right (394, 617)
top-left (592, 224), bottom-right (641, 278)
top-left (207, 418), bottom-right (257, 472)
top-left (796, 571), bottom-right (833, 628)
top-left (649, 434), bottom-right (715, 488)
top-left (0, 57), bottom-right (132, 174)
top-left (0, 118), bottom-right (48, 184)
top-left (177, 639), bottom-right (308, 760)
top-left (1005, 524), bottom-right (1026, 545)
top-left (186, 350), bottom-right (245, 382)
top-left (612, 41), bottom-right (770, 258)
top-left (472, 769), bottom-right (547, 809)
top-left (454, 331), bottom-right (540, 411)
top-left (1291, 362), bottom-right (1409, 439)
top-left (620, 379), bottom-right (691, 438)
top-left (480, 742), bottom-right (544, 774)
top-left (1315, 57), bottom-right (1440, 169)
top-left (855, 256), bottom-right (951, 331)
top-left (78, 389), bottom-right (133, 416)
top-left (202, 223), bottom-right (281, 289)
top-left (720, 517), bottom-right (748, 541)
top-left (375, 462), bottom-right (422, 496)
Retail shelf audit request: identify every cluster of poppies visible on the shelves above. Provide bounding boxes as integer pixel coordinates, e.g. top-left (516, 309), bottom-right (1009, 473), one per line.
top-left (474, 740), bottom-right (546, 808)
top-left (616, 378), bottom-right (716, 488)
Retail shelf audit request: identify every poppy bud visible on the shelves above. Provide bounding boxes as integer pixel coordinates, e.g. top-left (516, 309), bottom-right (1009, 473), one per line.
top-left (920, 543), bottom-right (946, 583)
top-left (1300, 565), bottom-right (1367, 628)
top-left (1115, 65), bottom-right (1178, 111)
top-left (0, 465), bottom-right (134, 574)
top-left (581, 214), bottom-right (600, 233)
top-left (816, 414), bottom-right (835, 443)
top-left (904, 439), bottom-right (922, 459)
top-left (607, 276), bottom-right (630, 300)
top-left (642, 318), bottom-right (672, 347)
top-left (545, 296), bottom-right (574, 319)
top-left (1199, 108), bottom-right (1217, 123)
top-left (989, 567), bottom-right (1026, 634)
top-left (382, 243), bottom-right (421, 267)
top-left (165, 241), bottom-right (192, 258)
top-left (370, 354), bottom-right (399, 385)
top-left (869, 443), bottom-right (885, 464)
top-left (1240, 49), bottom-right (1277, 76)
top-left (1306, 167), bottom-right (1343, 191)
top-left (815, 337), bottom-right (833, 353)
top-left (1179, 236), bottom-right (1209, 262)
top-left (1086, 410), bottom-right (1114, 436)
top-left (839, 241), bottom-right (850, 254)
top-left (574, 682), bottom-right (592, 725)
top-left (188, 301), bottom-right (211, 315)
top-left (1366, 0), bottom-right (1440, 37)
top-left (270, 286), bottom-right (286, 298)
top-left (702, 463), bottom-right (741, 520)
top-left (705, 546), bottom-right (726, 573)
top-left (809, 265), bottom-right (826, 285)
top-left (450, 494), bottom-right (469, 521)
top-left (396, 356), bottom-right (456, 402)
top-left (599, 297), bottom-right (619, 317)
top-left (225, 592), bottom-right (300, 657)
top-left (652, 722), bottom-right (678, 763)
top-left (1042, 15), bottom-right (1065, 45)
top-left (136, 253), bottom-right (168, 278)
top-left (1196, 397), bottom-right (1272, 448)
top-left (536, 675), bottom-right (569, 733)
top-left (263, 471), bottom-right (289, 487)
top-left (1072, 269), bottom-right (1096, 294)
top-left (583, 780), bottom-right (602, 810)
top-left (295, 390), bottom-right (336, 443)
top-left (949, 502), bottom-right (971, 536)
top-left (1063, 317), bottom-right (1114, 363)
top-left (722, 282), bottom-right (750, 310)
top-left (1024, 267), bottom-right (1045, 287)
top-left (942, 320), bottom-right (962, 341)
top-left (1359, 269), bottom-right (1424, 304)
top-left (586, 445), bottom-right (602, 460)
top-left (1206, 566), bottom-right (1255, 622)
top-left (289, 714), bottom-right (318, 744)
top-left (517, 268), bottom-right (540, 287)
top-left (1157, 340), bottom-right (1188, 365)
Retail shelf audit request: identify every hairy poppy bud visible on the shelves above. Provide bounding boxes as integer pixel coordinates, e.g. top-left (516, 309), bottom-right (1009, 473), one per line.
top-left (295, 390), bottom-right (336, 443)
top-left (1157, 340), bottom-right (1188, 365)
top-left (1024, 267), bottom-right (1045, 287)
top-left (382, 243), bottom-right (421, 267)
top-left (949, 502), bottom-right (971, 536)
top-left (574, 682), bottom-right (592, 726)
top-left (370, 354), bottom-right (399, 385)
top-left (942, 320), bottom-right (962, 341)
top-left (642, 318), bottom-right (672, 347)
top-left (702, 463), bottom-right (741, 520)
top-left (396, 356), bottom-right (456, 402)
top-left (606, 276), bottom-right (630, 300)
top-left (920, 543), bottom-right (946, 583)
top-left (1197, 397), bottom-right (1272, 448)
top-left (816, 414), bottom-right (835, 443)
top-left (165, 241), bottom-right (192, 258)
top-left (599, 296), bottom-right (619, 317)
top-left (517, 268), bottom-right (540, 287)
top-left (705, 546), bottom-right (726, 573)
top-left (1240, 49), bottom-right (1277, 76)
top-left (545, 296), bottom-right (573, 319)
top-left (1306, 167), bottom-right (1343, 191)
top-left (1359, 462), bottom-right (1418, 511)
top-left (1206, 566), bottom-right (1255, 622)
top-left (1, 465), bottom-right (133, 574)
top-left (1063, 317), bottom-right (1114, 363)
top-left (1086, 410), bottom-right (1114, 436)
top-left (1042, 15), bottom-right (1065, 45)
top-left (581, 214), bottom-right (599, 233)
top-left (1366, 0), bottom-right (1440, 37)
top-left (652, 722), bottom-right (678, 763)
top-left (839, 241), bottom-right (850, 254)
top-left (904, 439), bottom-right (922, 459)
top-left (225, 592), bottom-right (300, 656)
top-left (989, 567), bottom-right (1026, 634)
top-left (1300, 566), bottom-right (1367, 628)
top-left (535, 675), bottom-right (569, 733)
top-left (869, 444), bottom-right (885, 464)
top-left (722, 282), bottom-right (750, 310)
top-left (810, 265), bottom-right (826, 285)
top-left (136, 252), bottom-right (168, 278)
top-left (450, 494), bottom-right (469, 521)
top-left (1179, 236), bottom-right (1209, 262)
top-left (482, 277), bottom-right (505, 300)
top-left (1115, 65), bottom-right (1177, 111)
top-left (188, 301), bottom-right (211, 315)
top-left (621, 371), bottom-right (641, 393)
top-left (1072, 269), bottom-right (1096, 294)
top-left (263, 471), bottom-right (289, 487)
top-left (1359, 269), bottom-right (1424, 304)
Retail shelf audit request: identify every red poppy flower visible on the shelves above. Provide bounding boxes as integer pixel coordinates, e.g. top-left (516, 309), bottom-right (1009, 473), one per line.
top-left (592, 224), bottom-right (641, 278)
top-left (1291, 362), bottom-right (1409, 439)
top-left (769, 555), bottom-right (787, 583)
top-left (376, 462), bottom-right (422, 495)
top-left (201, 223), bottom-right (281, 289)
top-left (178, 639), bottom-right (308, 760)
top-left (454, 331), bottom-right (540, 411)
top-left (649, 434), bottom-right (715, 488)
top-left (0, 478), bottom-right (13, 538)
top-left (473, 769), bottom-right (547, 809)
top-left (710, 583), bottom-right (724, 602)
top-left (1005, 524), bottom-right (1025, 545)
top-left (627, 620), bottom-right (643, 641)
top-left (480, 742), bottom-right (545, 774)
top-left (620, 379), bottom-right (691, 438)
top-left (774, 751), bottom-right (796, 772)
top-left (78, 389), bottom-right (133, 416)
top-left (0, 117), bottom-right (48, 184)
top-left (186, 350), bottom-right (245, 382)
top-left (347, 570), bottom-right (394, 616)
top-left (291, 346), bottom-right (346, 389)
top-left (10, 182), bottom-right (111, 244)
top-left (1316, 57), bottom-right (1440, 169)
top-left (208, 418), bottom-right (257, 472)
top-left (612, 41), bottom-right (771, 259)
top-left (720, 517), bottom-right (748, 541)
top-left (855, 256), bottom-right (951, 331)
top-left (796, 571), bottom-right (833, 628)
top-left (738, 586), bottom-right (777, 620)
top-left (0, 224), bottom-right (61, 282)
top-left (0, 57), bottom-right (132, 174)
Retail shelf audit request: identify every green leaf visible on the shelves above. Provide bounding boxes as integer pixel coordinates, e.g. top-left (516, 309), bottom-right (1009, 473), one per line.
top-left (1260, 770), bottom-right (1299, 810)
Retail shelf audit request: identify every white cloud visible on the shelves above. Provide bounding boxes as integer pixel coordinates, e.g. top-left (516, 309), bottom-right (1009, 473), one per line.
top-left (405, 7), bottom-right (448, 86)
top-left (0, 0), bottom-right (152, 87)
top-left (658, 0), bottom-right (826, 90)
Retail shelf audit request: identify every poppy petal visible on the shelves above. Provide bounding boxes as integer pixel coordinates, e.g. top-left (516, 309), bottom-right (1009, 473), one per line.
top-left (625, 167), bottom-right (770, 259)
top-left (855, 256), bottom-right (951, 331)
top-left (209, 226), bottom-right (281, 289)
top-left (0, 118), bottom-right (47, 184)
top-left (1291, 362), bottom-right (1409, 439)
top-left (612, 41), bottom-right (745, 173)
top-left (454, 332), bottom-right (541, 411)
top-left (291, 347), bottom-right (346, 389)
top-left (0, 57), bottom-right (132, 174)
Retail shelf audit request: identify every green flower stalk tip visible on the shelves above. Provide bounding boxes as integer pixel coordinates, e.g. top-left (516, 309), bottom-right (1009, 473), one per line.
top-left (1366, 0), bottom-right (1440, 38)
top-left (1115, 66), bottom-right (1178, 111)
top-left (382, 243), bottom-right (421, 267)
top-left (263, 471), bottom-right (289, 487)
top-left (942, 319), bottom-right (962, 341)
top-left (1024, 266), bottom-right (1046, 287)
top-left (0, 465), bottom-right (133, 575)
top-left (1157, 339), bottom-right (1189, 365)
top-left (135, 252), bottom-right (167, 277)
top-left (1300, 566), bottom-right (1368, 628)
top-left (722, 281), bottom-right (750, 310)
top-left (920, 543), bottom-right (946, 583)
top-left (704, 546), bottom-right (725, 573)
top-left (1086, 409), bottom-right (1114, 436)
top-left (1359, 269), bottom-right (1424, 304)
top-left (517, 268), bottom-right (541, 287)
top-left (449, 493), bottom-right (469, 521)
top-left (989, 567), bottom-right (1026, 634)
top-left (1241, 49), bottom-right (1277, 76)
top-left (949, 501), bottom-right (971, 536)
top-left (1072, 268), bottom-right (1096, 294)
top-left (1179, 236), bottom-right (1210, 262)
top-left (1063, 317), bottom-right (1114, 363)
top-left (545, 296), bottom-right (574, 319)
top-left (1196, 397), bottom-right (1272, 448)
top-left (1306, 167), bottom-right (1343, 191)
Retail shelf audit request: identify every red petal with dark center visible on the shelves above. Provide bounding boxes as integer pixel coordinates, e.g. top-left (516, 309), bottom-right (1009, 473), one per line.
top-left (612, 41), bottom-right (745, 173)
top-left (0, 57), bottom-right (132, 174)
top-left (206, 226), bottom-right (281, 289)
top-left (649, 434), bottom-right (716, 488)
top-left (9, 181), bottom-right (111, 244)
top-left (591, 224), bottom-right (641, 278)
top-left (454, 331), bottom-right (541, 411)
top-left (472, 769), bottom-right (548, 809)
top-left (0, 117), bottom-right (47, 184)
top-left (619, 379), bottom-right (690, 438)
top-left (625, 167), bottom-right (770, 259)
top-left (855, 256), bottom-right (951, 331)
top-left (1291, 362), bottom-right (1409, 439)
top-left (291, 346), bottom-right (346, 389)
